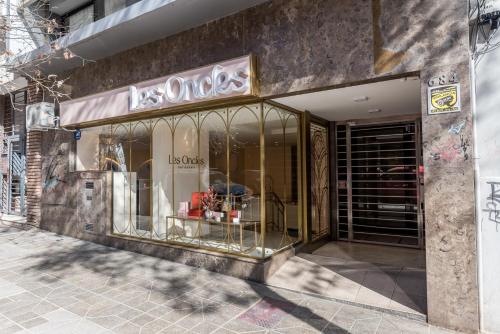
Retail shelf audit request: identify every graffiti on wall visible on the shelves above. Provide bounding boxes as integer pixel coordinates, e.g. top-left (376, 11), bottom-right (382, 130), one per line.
top-left (425, 118), bottom-right (470, 163)
top-left (484, 181), bottom-right (500, 231)
top-left (448, 119), bottom-right (466, 135)
top-left (42, 142), bottom-right (69, 205)
top-left (44, 154), bottom-right (66, 191)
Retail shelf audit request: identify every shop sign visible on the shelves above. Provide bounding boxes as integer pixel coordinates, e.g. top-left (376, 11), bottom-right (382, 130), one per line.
top-left (74, 129), bottom-right (81, 141)
top-left (130, 64), bottom-right (251, 112)
top-left (168, 154), bottom-right (206, 169)
top-left (59, 55), bottom-right (257, 127)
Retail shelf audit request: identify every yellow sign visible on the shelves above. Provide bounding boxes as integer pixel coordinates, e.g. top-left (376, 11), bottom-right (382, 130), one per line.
top-left (427, 84), bottom-right (461, 115)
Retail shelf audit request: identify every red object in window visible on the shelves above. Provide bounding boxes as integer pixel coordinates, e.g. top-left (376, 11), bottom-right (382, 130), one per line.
top-left (188, 192), bottom-right (207, 218)
top-left (191, 192), bottom-right (207, 208)
top-left (188, 209), bottom-right (204, 218)
top-left (418, 165), bottom-right (424, 175)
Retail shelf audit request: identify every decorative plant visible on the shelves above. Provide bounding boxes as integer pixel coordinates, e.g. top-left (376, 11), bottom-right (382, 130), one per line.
top-left (201, 186), bottom-right (222, 212)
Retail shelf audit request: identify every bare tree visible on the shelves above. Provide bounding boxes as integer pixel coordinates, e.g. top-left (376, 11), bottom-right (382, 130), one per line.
top-left (0, 0), bottom-right (90, 107)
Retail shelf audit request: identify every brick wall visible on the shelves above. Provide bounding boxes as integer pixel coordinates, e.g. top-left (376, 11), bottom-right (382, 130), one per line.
top-left (3, 95), bottom-right (12, 137)
top-left (25, 83), bottom-right (43, 225)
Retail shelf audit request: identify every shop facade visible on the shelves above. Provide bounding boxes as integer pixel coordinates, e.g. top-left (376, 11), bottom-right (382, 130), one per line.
top-left (56, 55), bottom-right (304, 260)
top-left (21, 1), bottom-right (480, 333)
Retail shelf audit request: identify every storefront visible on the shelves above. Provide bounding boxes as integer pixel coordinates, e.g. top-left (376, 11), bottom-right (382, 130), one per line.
top-left (60, 55), bottom-right (304, 259)
top-left (25, 1), bottom-right (480, 331)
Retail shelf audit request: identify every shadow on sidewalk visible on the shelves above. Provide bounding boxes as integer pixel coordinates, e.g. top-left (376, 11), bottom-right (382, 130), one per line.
top-left (19, 231), bottom-right (349, 332)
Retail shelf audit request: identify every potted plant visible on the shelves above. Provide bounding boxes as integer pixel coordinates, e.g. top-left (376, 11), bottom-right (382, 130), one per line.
top-left (201, 185), bottom-right (221, 219)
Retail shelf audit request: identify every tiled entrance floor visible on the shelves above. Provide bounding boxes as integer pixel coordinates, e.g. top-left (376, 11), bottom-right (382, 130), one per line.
top-left (311, 242), bottom-right (426, 269)
top-left (266, 242), bottom-right (426, 318)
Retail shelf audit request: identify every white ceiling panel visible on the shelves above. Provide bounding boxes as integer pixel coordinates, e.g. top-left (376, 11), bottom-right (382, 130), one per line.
top-left (273, 77), bottom-right (421, 121)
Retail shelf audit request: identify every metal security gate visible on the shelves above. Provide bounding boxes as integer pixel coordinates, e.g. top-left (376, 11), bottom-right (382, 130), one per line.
top-left (2, 90), bottom-right (27, 216)
top-left (336, 120), bottom-right (424, 248)
top-left (6, 136), bottom-right (26, 215)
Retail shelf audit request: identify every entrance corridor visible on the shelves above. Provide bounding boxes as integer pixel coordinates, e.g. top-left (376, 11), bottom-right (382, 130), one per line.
top-left (266, 241), bottom-right (426, 319)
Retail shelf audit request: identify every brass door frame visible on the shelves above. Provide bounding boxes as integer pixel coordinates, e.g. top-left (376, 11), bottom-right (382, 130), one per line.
top-left (306, 114), bottom-right (331, 242)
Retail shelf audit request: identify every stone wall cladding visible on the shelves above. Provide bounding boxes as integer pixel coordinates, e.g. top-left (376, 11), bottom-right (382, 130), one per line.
top-left (36, 1), bottom-right (478, 332)
top-left (421, 60), bottom-right (479, 333)
top-left (63, 0), bottom-right (469, 99)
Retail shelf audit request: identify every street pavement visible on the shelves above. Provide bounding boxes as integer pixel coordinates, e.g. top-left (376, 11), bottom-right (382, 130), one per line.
top-left (0, 221), bottom-right (459, 334)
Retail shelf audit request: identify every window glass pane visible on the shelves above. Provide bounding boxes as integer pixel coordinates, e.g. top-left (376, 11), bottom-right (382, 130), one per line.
top-left (284, 114), bottom-right (301, 242)
top-left (76, 125), bottom-right (111, 171)
top-left (199, 109), bottom-right (228, 249)
top-left (130, 121), bottom-right (151, 238)
top-left (171, 114), bottom-right (200, 243)
top-left (104, 0), bottom-right (127, 16)
top-left (111, 123), bottom-right (132, 235)
top-left (264, 105), bottom-right (300, 253)
top-left (228, 105), bottom-right (262, 256)
top-left (68, 5), bottom-right (94, 32)
top-left (152, 118), bottom-right (173, 240)
top-left (203, 110), bottom-right (227, 198)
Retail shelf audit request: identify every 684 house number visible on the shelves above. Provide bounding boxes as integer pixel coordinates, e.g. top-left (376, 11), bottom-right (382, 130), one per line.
top-left (428, 72), bottom-right (459, 87)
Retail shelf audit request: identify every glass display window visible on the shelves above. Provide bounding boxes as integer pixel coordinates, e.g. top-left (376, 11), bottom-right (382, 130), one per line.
top-left (75, 103), bottom-right (302, 258)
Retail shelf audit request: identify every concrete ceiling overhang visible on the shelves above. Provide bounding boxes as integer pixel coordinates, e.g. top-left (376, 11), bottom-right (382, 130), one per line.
top-left (14, 0), bottom-right (269, 74)
top-left (272, 77), bottom-right (422, 122)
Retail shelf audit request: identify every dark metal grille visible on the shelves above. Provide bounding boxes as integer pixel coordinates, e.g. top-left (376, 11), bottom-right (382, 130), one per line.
top-left (11, 91), bottom-right (27, 136)
top-left (7, 138), bottom-right (26, 215)
top-left (336, 121), bottom-right (423, 248)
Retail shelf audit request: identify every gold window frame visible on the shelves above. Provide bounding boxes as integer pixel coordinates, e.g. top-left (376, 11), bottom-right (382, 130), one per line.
top-left (94, 101), bottom-right (304, 259)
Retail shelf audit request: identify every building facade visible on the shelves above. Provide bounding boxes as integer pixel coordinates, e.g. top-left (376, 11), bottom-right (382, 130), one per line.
top-left (2, 0), bottom-right (487, 333)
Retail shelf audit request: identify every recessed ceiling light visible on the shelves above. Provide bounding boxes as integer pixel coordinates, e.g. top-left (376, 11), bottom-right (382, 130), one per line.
top-left (353, 96), bottom-right (369, 102)
top-left (368, 108), bottom-right (381, 113)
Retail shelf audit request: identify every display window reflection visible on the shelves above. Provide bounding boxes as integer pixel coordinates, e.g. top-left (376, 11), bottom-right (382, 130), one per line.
top-left (264, 105), bottom-right (301, 253)
top-left (75, 103), bottom-right (302, 258)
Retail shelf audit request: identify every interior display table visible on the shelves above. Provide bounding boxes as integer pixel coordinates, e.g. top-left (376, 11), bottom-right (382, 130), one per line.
top-left (165, 215), bottom-right (260, 251)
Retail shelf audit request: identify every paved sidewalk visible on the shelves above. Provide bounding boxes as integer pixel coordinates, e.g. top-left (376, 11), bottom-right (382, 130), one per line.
top-left (0, 222), bottom-right (458, 334)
